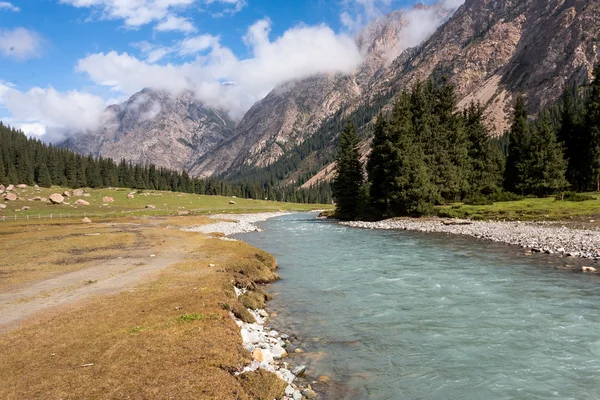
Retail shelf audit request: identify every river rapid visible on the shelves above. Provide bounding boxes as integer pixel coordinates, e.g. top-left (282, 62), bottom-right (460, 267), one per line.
top-left (236, 213), bottom-right (600, 399)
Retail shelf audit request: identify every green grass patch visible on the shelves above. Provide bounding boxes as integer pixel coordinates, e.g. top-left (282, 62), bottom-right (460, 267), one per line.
top-left (437, 192), bottom-right (600, 221)
top-left (177, 314), bottom-right (205, 323)
top-left (0, 185), bottom-right (332, 221)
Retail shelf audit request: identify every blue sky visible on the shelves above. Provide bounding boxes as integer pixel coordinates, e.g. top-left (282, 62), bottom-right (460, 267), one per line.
top-left (0, 0), bottom-right (458, 139)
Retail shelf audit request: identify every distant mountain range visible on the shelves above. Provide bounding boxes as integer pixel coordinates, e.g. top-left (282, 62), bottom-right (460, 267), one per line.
top-left (64, 0), bottom-right (600, 188)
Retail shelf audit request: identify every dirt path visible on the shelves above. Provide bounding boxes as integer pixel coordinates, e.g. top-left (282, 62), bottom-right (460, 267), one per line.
top-left (0, 250), bottom-right (183, 332)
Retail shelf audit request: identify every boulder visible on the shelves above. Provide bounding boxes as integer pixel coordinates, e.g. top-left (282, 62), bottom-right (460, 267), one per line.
top-left (127, 194), bottom-right (134, 199)
top-left (0, 184), bottom-right (4, 191)
top-left (82, 217), bottom-right (92, 223)
top-left (145, 205), bottom-right (156, 209)
top-left (22, 206), bottom-right (30, 210)
top-left (16, 184), bottom-right (27, 189)
top-left (4, 193), bottom-right (17, 201)
top-left (229, 201), bottom-right (237, 205)
top-left (582, 266), bottom-right (597, 273)
top-left (49, 193), bottom-right (65, 204)
top-left (271, 344), bottom-right (287, 359)
top-left (301, 389), bottom-right (318, 399)
top-left (83, 193), bottom-right (91, 197)
top-left (34, 184), bottom-right (39, 189)
top-left (291, 365), bottom-right (307, 377)
top-left (40, 197), bottom-right (47, 202)
top-left (102, 196), bottom-right (114, 203)
top-left (63, 191), bottom-right (71, 197)
top-left (6, 184), bottom-right (14, 191)
top-left (33, 197), bottom-right (41, 201)
top-left (75, 199), bottom-right (90, 206)
top-left (0, 203), bottom-right (6, 209)
top-left (72, 189), bottom-right (84, 196)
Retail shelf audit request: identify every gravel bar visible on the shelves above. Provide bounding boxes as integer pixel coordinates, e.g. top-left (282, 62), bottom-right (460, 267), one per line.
top-left (183, 212), bottom-right (289, 236)
top-left (342, 218), bottom-right (600, 261)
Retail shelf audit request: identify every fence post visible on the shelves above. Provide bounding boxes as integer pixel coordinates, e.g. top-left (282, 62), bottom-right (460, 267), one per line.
top-left (50, 214), bottom-right (52, 219)
top-left (39, 214), bottom-right (40, 219)
top-left (27, 215), bottom-right (29, 221)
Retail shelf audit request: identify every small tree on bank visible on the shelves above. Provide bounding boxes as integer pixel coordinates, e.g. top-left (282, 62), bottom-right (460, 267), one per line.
top-left (333, 124), bottom-right (364, 221)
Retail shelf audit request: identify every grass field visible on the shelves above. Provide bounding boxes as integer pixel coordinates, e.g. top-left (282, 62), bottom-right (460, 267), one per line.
top-left (0, 185), bottom-right (332, 221)
top-left (0, 214), bottom-right (289, 399)
top-left (437, 193), bottom-right (600, 222)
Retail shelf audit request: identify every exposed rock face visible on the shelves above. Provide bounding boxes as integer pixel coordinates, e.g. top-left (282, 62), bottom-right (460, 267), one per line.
top-left (383, 0), bottom-right (600, 134)
top-left (64, 89), bottom-right (235, 172)
top-left (190, 3), bottom-right (455, 177)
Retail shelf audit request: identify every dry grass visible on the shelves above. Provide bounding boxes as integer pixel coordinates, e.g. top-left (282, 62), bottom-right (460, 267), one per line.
top-left (0, 216), bottom-right (287, 399)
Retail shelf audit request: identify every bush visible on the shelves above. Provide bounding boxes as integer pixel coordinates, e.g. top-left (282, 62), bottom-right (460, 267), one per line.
top-left (489, 191), bottom-right (524, 202)
top-left (555, 192), bottom-right (596, 202)
top-left (463, 194), bottom-right (493, 206)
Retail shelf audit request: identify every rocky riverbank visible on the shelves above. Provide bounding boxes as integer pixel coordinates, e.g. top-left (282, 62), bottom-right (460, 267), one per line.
top-left (183, 212), bottom-right (289, 236)
top-left (342, 218), bottom-right (600, 263)
top-left (184, 212), bottom-right (317, 399)
top-left (232, 286), bottom-right (315, 400)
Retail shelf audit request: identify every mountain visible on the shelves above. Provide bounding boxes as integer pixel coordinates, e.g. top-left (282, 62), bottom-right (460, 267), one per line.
top-left (189, 3), bottom-right (455, 177)
top-left (381, 0), bottom-right (600, 134)
top-left (224, 0), bottom-right (600, 187)
top-left (64, 0), bottom-right (600, 188)
top-left (64, 88), bottom-right (235, 172)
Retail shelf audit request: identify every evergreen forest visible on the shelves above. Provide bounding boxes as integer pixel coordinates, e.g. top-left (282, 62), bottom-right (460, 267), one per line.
top-left (333, 65), bottom-right (600, 220)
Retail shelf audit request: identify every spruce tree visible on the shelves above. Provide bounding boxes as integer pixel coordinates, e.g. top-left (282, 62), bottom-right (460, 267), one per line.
top-left (517, 112), bottom-right (567, 195)
top-left (332, 124), bottom-right (364, 220)
top-left (464, 102), bottom-right (503, 195)
top-left (504, 95), bottom-right (529, 193)
top-left (583, 64), bottom-right (600, 191)
top-left (559, 86), bottom-right (586, 190)
top-left (37, 162), bottom-right (53, 188)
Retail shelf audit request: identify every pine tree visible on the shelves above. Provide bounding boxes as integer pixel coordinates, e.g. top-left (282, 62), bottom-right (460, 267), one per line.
top-left (332, 124), bottom-right (364, 220)
top-left (504, 95), bottom-right (529, 193)
top-left (367, 112), bottom-right (394, 216)
top-left (37, 162), bottom-right (53, 188)
top-left (464, 102), bottom-right (503, 195)
top-left (517, 112), bottom-right (567, 195)
top-left (559, 86), bottom-right (586, 190)
top-left (583, 64), bottom-right (600, 191)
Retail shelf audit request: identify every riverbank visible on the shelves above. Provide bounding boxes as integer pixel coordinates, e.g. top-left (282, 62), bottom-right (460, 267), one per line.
top-left (342, 218), bottom-right (600, 264)
top-left (0, 215), bottom-right (294, 399)
top-left (188, 212), bottom-right (317, 400)
top-left (183, 212), bottom-right (290, 236)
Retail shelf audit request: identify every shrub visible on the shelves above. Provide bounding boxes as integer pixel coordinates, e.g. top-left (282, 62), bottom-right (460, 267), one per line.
top-left (555, 192), bottom-right (596, 202)
top-left (463, 194), bottom-right (493, 206)
top-left (489, 191), bottom-right (524, 202)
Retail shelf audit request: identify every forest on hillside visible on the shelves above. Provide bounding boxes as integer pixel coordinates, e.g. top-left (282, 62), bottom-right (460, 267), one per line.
top-left (0, 124), bottom-right (331, 204)
top-left (333, 65), bottom-right (600, 220)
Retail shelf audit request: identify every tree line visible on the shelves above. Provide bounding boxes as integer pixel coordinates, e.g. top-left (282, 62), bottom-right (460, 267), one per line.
top-left (0, 123), bottom-right (328, 204)
top-left (333, 65), bottom-right (600, 220)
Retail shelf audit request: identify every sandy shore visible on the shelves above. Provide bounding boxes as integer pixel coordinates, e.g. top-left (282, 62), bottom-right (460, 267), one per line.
top-left (342, 218), bottom-right (600, 261)
top-left (183, 212), bottom-right (289, 236)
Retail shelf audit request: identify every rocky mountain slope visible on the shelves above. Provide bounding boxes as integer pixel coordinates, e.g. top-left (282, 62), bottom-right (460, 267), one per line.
top-left (380, 0), bottom-right (600, 135)
top-left (65, 0), bottom-right (600, 187)
top-left (189, 3), bottom-right (455, 177)
top-left (64, 88), bottom-right (235, 172)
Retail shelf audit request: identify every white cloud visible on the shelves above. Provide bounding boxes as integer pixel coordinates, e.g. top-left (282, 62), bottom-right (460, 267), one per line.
top-left (0, 83), bottom-right (108, 141)
top-left (0, 28), bottom-right (43, 61)
top-left (60, 0), bottom-right (246, 32)
top-left (402, 0), bottom-right (465, 48)
top-left (0, 1), bottom-right (19, 12)
top-left (154, 15), bottom-right (196, 33)
top-left (77, 20), bottom-right (363, 117)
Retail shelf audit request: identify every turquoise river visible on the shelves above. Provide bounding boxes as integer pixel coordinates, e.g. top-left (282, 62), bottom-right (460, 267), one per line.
top-left (237, 213), bottom-right (600, 399)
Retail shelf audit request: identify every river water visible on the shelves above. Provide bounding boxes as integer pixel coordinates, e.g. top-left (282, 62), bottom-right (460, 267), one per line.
top-left (236, 213), bottom-right (600, 399)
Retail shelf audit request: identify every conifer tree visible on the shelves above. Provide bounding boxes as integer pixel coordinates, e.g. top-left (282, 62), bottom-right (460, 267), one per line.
top-left (464, 102), bottom-right (503, 194)
top-left (504, 95), bottom-right (529, 193)
top-left (517, 112), bottom-right (567, 195)
top-left (559, 86), bottom-right (586, 190)
top-left (36, 162), bottom-right (53, 188)
top-left (333, 124), bottom-right (364, 220)
top-left (583, 64), bottom-right (600, 191)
